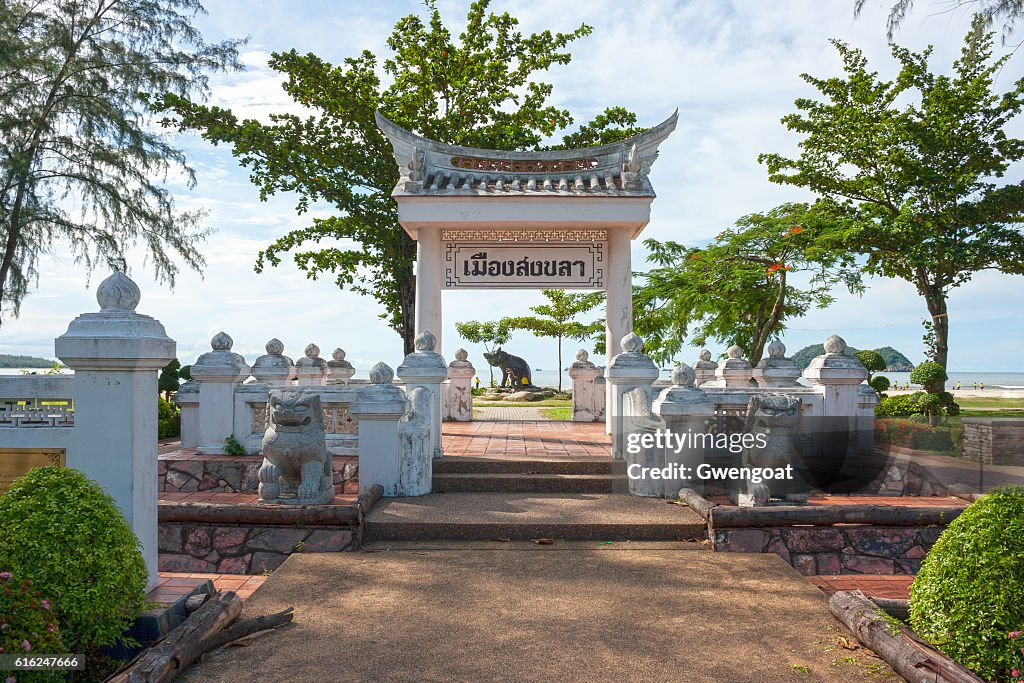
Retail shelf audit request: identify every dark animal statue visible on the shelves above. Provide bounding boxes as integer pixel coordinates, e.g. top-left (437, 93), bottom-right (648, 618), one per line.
top-left (483, 347), bottom-right (534, 388)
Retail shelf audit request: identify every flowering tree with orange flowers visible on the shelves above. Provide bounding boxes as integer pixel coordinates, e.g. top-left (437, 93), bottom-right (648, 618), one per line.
top-left (632, 202), bottom-right (862, 365)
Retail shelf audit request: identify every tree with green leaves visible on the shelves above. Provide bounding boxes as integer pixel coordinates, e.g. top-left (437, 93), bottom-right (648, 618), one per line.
top-left (760, 19), bottom-right (1024, 387)
top-left (504, 289), bottom-right (604, 392)
top-left (153, 0), bottom-right (642, 355)
top-left (632, 203), bottom-right (861, 366)
top-left (454, 319), bottom-right (512, 386)
top-left (0, 0), bottom-right (242, 327)
top-left (159, 359), bottom-right (182, 399)
top-left (855, 0), bottom-right (1023, 44)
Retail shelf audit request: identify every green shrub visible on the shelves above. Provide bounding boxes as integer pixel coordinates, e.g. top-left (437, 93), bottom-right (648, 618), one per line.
top-left (910, 486), bottom-right (1024, 680)
top-left (158, 397), bottom-right (180, 440)
top-left (224, 435), bottom-right (246, 455)
top-left (875, 392), bottom-right (925, 417)
top-left (875, 418), bottom-right (954, 451)
top-left (0, 468), bottom-right (148, 653)
top-left (869, 375), bottom-right (890, 393)
top-left (854, 349), bottom-right (887, 375)
top-left (910, 361), bottom-right (947, 392)
top-left (0, 571), bottom-right (66, 677)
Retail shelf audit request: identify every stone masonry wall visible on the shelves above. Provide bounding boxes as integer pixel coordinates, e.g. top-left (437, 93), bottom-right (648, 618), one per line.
top-left (159, 454), bottom-right (359, 494)
top-left (713, 525), bottom-right (945, 576)
top-left (158, 523), bottom-right (354, 575)
top-left (963, 419), bottom-right (1024, 466)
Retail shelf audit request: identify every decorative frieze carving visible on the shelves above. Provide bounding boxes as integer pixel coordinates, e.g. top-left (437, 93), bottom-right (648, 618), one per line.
top-left (440, 229), bottom-right (608, 242)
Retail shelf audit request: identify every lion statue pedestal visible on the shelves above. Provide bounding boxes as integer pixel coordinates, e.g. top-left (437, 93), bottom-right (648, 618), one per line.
top-left (258, 389), bottom-right (334, 505)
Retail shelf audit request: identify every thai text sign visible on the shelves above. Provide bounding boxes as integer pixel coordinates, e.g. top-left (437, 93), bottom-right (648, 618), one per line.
top-left (443, 242), bottom-right (605, 289)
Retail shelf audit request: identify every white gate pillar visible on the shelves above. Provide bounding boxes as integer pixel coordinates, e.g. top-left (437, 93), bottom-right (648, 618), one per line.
top-left (55, 272), bottom-right (175, 590)
top-left (606, 227), bottom-right (633, 432)
top-left (415, 226), bottom-right (443, 355)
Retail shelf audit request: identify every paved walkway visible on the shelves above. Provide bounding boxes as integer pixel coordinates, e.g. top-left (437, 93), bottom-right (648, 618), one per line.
top-left (443, 420), bottom-right (610, 459)
top-left (182, 544), bottom-right (894, 682)
top-left (474, 406), bottom-right (549, 421)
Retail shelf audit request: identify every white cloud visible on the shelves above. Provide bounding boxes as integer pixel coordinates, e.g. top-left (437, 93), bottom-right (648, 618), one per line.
top-left (2, 0), bottom-right (1021, 376)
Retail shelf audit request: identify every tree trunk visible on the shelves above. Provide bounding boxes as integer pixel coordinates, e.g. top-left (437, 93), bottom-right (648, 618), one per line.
top-left (400, 267), bottom-right (416, 357)
top-left (556, 334), bottom-right (562, 393)
top-left (925, 290), bottom-right (946, 387)
top-left (0, 166), bottom-right (33, 329)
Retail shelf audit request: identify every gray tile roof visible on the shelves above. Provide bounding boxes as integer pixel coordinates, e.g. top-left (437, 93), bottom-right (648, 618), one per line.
top-left (376, 110), bottom-right (678, 198)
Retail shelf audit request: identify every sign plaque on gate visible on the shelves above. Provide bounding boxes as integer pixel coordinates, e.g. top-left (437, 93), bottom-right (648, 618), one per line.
top-left (444, 241), bottom-right (605, 289)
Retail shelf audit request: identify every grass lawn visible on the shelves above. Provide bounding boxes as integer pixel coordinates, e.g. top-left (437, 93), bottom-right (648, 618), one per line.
top-left (474, 398), bottom-right (572, 408)
top-left (539, 407), bottom-right (573, 421)
top-left (956, 396), bottom-right (1024, 412)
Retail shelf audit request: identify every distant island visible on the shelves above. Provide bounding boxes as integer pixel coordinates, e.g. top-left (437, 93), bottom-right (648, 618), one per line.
top-left (0, 353), bottom-right (61, 369)
top-left (790, 344), bottom-right (914, 372)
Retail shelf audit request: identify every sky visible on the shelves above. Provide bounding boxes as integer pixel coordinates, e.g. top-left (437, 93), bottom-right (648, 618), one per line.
top-left (2, 0), bottom-right (1023, 375)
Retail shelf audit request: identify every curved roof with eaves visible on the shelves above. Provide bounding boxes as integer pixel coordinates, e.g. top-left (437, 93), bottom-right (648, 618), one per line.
top-left (375, 110), bottom-right (678, 198)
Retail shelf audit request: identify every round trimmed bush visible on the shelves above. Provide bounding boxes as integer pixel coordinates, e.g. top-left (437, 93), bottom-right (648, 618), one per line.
top-left (0, 467), bottom-right (148, 652)
top-left (910, 361), bottom-right (947, 392)
top-left (909, 486), bottom-right (1024, 680)
top-left (869, 375), bottom-right (890, 394)
top-left (854, 349), bottom-right (887, 375)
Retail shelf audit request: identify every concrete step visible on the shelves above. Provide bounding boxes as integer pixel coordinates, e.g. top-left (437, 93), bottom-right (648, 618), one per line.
top-left (432, 472), bottom-right (627, 494)
top-left (364, 492), bottom-right (707, 542)
top-left (433, 457), bottom-right (620, 476)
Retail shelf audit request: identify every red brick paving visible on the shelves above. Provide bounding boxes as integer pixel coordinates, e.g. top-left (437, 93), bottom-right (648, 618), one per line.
top-left (149, 572), bottom-right (268, 604)
top-left (442, 420), bottom-right (611, 459)
top-left (806, 574), bottom-right (914, 600)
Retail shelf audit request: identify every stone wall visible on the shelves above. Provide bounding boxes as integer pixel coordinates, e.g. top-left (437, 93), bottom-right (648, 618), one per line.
top-left (963, 418), bottom-right (1024, 466)
top-left (713, 525), bottom-right (944, 576)
top-left (158, 523), bottom-right (354, 574)
top-left (159, 454), bottom-right (359, 494)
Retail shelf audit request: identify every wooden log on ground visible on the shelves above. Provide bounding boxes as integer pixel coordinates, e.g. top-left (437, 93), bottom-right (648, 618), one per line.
top-left (357, 484), bottom-right (385, 514)
top-left (870, 597), bottom-right (910, 621)
top-left (828, 590), bottom-right (983, 683)
top-left (198, 607), bottom-right (295, 653)
top-left (158, 501), bottom-right (359, 526)
top-left (709, 503), bottom-right (963, 528)
top-left (111, 591), bottom-right (243, 683)
top-left (677, 488), bottom-right (716, 520)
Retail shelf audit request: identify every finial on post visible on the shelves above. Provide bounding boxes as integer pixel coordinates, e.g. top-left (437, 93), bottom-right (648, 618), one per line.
top-left (621, 332), bottom-right (644, 354)
top-left (210, 331), bottom-right (233, 352)
top-left (97, 272), bottom-right (141, 311)
top-left (369, 362), bottom-right (394, 384)
top-left (823, 334), bottom-right (846, 355)
top-left (414, 330), bottom-right (437, 352)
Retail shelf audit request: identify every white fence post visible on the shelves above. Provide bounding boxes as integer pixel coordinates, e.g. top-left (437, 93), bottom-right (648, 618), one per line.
top-left (351, 363), bottom-right (409, 496)
top-left (190, 332), bottom-right (250, 454)
top-left (54, 272), bottom-right (175, 589)
top-left (605, 333), bottom-right (659, 459)
top-left (445, 348), bottom-right (475, 422)
top-left (569, 349), bottom-right (604, 422)
top-left (653, 366), bottom-right (715, 497)
top-left (397, 331), bottom-right (448, 459)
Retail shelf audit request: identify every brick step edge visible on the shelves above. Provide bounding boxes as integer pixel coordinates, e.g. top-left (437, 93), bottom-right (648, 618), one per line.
top-left (364, 522), bottom-right (706, 542)
top-left (432, 473), bottom-right (628, 494)
top-left (433, 458), bottom-right (622, 475)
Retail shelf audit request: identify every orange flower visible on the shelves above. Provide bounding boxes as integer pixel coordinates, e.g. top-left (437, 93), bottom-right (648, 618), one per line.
top-left (788, 225), bottom-right (803, 235)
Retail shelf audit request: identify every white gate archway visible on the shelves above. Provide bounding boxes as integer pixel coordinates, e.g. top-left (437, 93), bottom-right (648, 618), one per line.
top-left (376, 111), bottom-right (677, 429)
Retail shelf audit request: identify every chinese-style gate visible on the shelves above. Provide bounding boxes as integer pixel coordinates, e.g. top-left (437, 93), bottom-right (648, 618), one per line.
top-left (376, 110), bottom-right (677, 429)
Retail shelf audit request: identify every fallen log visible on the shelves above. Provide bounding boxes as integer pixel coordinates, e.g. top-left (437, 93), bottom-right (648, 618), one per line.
top-left (197, 607), bottom-right (295, 653)
top-left (111, 591), bottom-right (243, 683)
top-left (677, 488), bottom-right (716, 520)
top-left (158, 500), bottom-right (359, 526)
top-left (828, 590), bottom-right (983, 683)
top-left (710, 503), bottom-right (963, 528)
top-left (870, 597), bottom-right (910, 621)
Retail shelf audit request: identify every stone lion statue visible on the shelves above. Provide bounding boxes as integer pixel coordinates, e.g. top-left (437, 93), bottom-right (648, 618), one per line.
top-left (258, 389), bottom-right (334, 505)
top-left (737, 393), bottom-right (805, 506)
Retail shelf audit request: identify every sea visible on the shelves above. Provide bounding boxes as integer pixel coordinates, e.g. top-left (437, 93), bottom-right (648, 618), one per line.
top-left (5, 367), bottom-right (1024, 392)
